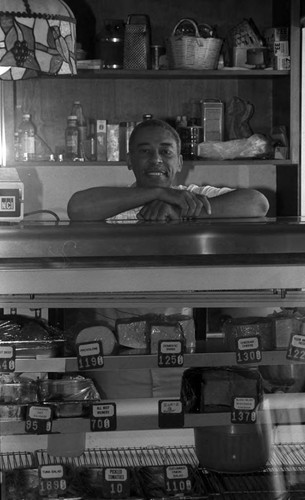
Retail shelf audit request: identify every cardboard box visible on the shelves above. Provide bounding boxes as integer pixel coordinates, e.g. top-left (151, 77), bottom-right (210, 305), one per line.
top-left (107, 124), bottom-right (120, 161)
top-left (0, 168), bottom-right (24, 221)
top-left (96, 119), bottom-right (107, 161)
top-left (264, 27), bottom-right (289, 45)
top-left (273, 55), bottom-right (291, 70)
top-left (272, 41), bottom-right (289, 57)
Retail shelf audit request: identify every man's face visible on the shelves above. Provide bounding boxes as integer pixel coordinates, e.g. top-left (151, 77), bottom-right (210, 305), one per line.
top-left (127, 126), bottom-right (183, 188)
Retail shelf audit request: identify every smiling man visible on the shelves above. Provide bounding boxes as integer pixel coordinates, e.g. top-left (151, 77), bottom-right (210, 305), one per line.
top-left (67, 119), bottom-right (269, 222)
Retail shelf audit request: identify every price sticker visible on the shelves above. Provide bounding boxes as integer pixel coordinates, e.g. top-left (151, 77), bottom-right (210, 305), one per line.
top-left (158, 399), bottom-right (184, 428)
top-left (39, 465), bottom-right (66, 497)
top-left (77, 341), bottom-right (104, 370)
top-left (235, 336), bottom-right (262, 364)
top-left (0, 345), bottom-right (15, 372)
top-left (165, 465), bottom-right (192, 495)
top-left (90, 403), bottom-right (117, 432)
top-left (286, 333), bottom-right (305, 361)
top-left (25, 405), bottom-right (53, 434)
top-left (158, 340), bottom-right (184, 367)
top-left (103, 467), bottom-right (130, 499)
top-left (231, 397), bottom-right (257, 424)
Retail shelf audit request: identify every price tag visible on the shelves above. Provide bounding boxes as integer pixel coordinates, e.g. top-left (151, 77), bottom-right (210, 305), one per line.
top-left (39, 465), bottom-right (66, 497)
top-left (158, 399), bottom-right (184, 428)
top-left (286, 333), bottom-right (305, 361)
top-left (158, 340), bottom-right (184, 367)
top-left (25, 405), bottom-right (53, 434)
top-left (0, 345), bottom-right (15, 372)
top-left (235, 336), bottom-right (262, 364)
top-left (165, 465), bottom-right (192, 495)
top-left (103, 467), bottom-right (130, 499)
top-left (90, 403), bottom-right (117, 432)
top-left (231, 397), bottom-right (257, 423)
top-left (77, 341), bottom-right (104, 370)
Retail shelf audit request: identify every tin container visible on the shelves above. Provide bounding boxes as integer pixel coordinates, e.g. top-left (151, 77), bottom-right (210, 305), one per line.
top-left (201, 99), bottom-right (224, 142)
top-left (151, 45), bottom-right (165, 70)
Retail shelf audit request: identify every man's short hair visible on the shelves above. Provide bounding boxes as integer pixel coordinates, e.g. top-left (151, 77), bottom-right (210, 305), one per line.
top-left (129, 119), bottom-right (181, 154)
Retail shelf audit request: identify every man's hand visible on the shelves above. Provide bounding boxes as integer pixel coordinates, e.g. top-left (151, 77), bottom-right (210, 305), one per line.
top-left (138, 201), bottom-right (181, 221)
top-left (158, 188), bottom-right (211, 218)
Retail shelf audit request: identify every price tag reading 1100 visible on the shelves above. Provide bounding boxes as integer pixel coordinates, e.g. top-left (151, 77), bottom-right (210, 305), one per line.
top-left (77, 341), bottom-right (104, 370)
top-left (236, 336), bottom-right (262, 364)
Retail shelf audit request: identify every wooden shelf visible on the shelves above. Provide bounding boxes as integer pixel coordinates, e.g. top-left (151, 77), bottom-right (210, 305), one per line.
top-left (57, 69), bottom-right (291, 80)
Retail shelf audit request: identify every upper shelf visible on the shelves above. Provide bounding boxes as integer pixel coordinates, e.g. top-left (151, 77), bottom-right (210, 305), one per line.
top-left (53, 69), bottom-right (291, 80)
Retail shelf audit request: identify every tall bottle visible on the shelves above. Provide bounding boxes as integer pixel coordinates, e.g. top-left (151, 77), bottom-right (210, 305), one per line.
top-left (71, 101), bottom-right (87, 159)
top-left (65, 115), bottom-right (79, 160)
top-left (18, 113), bottom-right (36, 161)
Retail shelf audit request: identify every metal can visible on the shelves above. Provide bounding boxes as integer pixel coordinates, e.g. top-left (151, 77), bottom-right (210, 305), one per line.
top-left (151, 45), bottom-right (165, 70)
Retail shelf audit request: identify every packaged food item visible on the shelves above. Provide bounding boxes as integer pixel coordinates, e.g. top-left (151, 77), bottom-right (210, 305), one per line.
top-left (223, 316), bottom-right (274, 351)
top-left (75, 324), bottom-right (118, 355)
top-left (116, 316), bottom-right (148, 351)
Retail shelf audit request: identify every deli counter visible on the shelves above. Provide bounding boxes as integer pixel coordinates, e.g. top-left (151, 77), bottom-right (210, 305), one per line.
top-left (2, 217), bottom-right (305, 499)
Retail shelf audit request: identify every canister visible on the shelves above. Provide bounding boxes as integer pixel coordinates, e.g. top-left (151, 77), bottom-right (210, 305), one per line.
top-left (201, 99), bottom-right (224, 142)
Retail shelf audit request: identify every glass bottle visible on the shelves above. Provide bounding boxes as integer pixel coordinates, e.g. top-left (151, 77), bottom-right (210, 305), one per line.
top-left (65, 115), bottom-right (79, 160)
top-left (18, 113), bottom-right (36, 161)
top-left (71, 101), bottom-right (87, 159)
top-left (87, 119), bottom-right (97, 161)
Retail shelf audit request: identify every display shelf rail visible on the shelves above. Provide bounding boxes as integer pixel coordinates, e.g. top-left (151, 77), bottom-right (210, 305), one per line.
top-left (2, 444), bottom-right (305, 498)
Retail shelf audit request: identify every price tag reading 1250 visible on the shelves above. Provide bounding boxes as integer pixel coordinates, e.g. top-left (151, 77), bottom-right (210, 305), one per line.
top-left (77, 341), bottom-right (104, 370)
top-left (158, 340), bottom-right (184, 367)
top-left (287, 333), bottom-right (305, 361)
top-left (0, 345), bottom-right (15, 372)
top-left (236, 336), bottom-right (262, 364)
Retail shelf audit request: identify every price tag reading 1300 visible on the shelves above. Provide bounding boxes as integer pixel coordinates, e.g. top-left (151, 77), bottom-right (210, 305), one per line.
top-left (236, 336), bottom-right (262, 364)
top-left (0, 345), bottom-right (15, 372)
top-left (286, 333), bottom-right (305, 362)
top-left (77, 341), bottom-right (104, 370)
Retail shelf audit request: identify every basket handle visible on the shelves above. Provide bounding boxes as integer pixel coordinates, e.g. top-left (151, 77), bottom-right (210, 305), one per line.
top-left (172, 18), bottom-right (200, 38)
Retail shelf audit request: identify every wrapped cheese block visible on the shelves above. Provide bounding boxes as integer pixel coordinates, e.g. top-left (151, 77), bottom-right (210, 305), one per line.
top-left (116, 316), bottom-right (149, 351)
top-left (181, 367), bottom-right (263, 413)
top-left (223, 316), bottom-right (274, 351)
top-left (197, 133), bottom-right (273, 160)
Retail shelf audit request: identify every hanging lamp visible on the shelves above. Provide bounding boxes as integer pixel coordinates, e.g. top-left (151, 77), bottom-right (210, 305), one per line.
top-left (0, 0), bottom-right (77, 80)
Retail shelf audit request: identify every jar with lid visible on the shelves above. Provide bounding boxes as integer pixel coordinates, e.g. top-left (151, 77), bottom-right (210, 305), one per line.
top-left (17, 114), bottom-right (36, 161)
top-left (65, 115), bottom-right (79, 160)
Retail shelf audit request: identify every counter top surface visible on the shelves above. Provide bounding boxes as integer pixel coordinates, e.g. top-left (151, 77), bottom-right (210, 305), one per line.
top-left (1, 217), bottom-right (305, 265)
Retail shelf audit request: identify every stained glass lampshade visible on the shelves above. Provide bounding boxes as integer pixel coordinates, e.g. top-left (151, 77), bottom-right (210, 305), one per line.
top-left (0, 0), bottom-right (77, 80)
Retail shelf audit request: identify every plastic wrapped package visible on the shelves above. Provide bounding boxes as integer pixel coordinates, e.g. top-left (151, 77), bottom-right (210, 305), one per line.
top-left (0, 374), bottom-right (38, 403)
top-left (223, 316), bottom-right (274, 351)
top-left (116, 316), bottom-right (149, 351)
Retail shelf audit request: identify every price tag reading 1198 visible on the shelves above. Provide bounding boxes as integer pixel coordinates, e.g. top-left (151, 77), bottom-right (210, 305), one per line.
top-left (236, 336), bottom-right (262, 364)
top-left (77, 341), bottom-right (104, 370)
top-left (0, 345), bottom-right (15, 372)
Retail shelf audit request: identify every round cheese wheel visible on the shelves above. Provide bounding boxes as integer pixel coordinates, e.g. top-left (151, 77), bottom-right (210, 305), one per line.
top-left (75, 325), bottom-right (117, 355)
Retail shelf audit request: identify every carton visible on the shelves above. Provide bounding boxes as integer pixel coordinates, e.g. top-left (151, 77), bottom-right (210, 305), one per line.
top-left (96, 119), bottom-right (107, 161)
top-left (107, 124), bottom-right (120, 161)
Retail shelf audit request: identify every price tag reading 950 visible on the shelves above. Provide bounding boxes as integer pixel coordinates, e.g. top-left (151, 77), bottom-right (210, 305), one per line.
top-left (231, 397), bottom-right (257, 424)
top-left (165, 465), bottom-right (192, 495)
top-left (236, 336), bottom-right (262, 364)
top-left (103, 467), bottom-right (130, 499)
top-left (0, 345), bottom-right (15, 372)
top-left (158, 340), bottom-right (184, 367)
top-left (77, 341), bottom-right (104, 370)
top-left (90, 403), bottom-right (117, 432)
top-left (286, 333), bottom-right (305, 362)
top-left (25, 405), bottom-right (53, 434)
top-left (39, 465), bottom-right (67, 497)
top-left (158, 399), bottom-right (184, 428)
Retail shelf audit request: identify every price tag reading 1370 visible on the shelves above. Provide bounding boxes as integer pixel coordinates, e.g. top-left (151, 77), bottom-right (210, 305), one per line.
top-left (231, 397), bottom-right (257, 424)
top-left (77, 341), bottom-right (104, 370)
top-left (286, 333), bottom-right (305, 362)
top-left (236, 336), bottom-right (262, 364)
top-left (0, 345), bottom-right (15, 372)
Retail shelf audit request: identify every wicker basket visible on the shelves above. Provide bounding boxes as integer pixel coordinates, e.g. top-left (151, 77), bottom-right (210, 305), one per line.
top-left (167, 18), bottom-right (222, 70)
